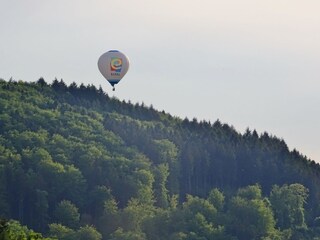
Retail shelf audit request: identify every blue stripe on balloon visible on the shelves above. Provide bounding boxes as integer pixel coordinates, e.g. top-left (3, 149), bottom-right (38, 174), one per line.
top-left (108, 80), bottom-right (120, 84)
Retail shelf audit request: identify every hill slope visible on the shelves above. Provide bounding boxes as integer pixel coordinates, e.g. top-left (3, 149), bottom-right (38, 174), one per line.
top-left (1, 78), bottom-right (320, 239)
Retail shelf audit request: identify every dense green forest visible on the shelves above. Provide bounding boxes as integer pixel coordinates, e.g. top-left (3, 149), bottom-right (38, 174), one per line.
top-left (1, 78), bottom-right (320, 239)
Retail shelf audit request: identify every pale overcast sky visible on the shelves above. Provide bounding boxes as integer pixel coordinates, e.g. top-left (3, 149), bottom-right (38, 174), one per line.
top-left (1, 0), bottom-right (319, 162)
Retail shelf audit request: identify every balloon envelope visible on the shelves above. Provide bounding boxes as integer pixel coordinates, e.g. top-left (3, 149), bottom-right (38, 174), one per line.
top-left (98, 50), bottom-right (130, 88)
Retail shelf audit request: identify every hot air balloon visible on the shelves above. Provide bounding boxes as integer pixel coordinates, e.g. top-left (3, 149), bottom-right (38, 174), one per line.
top-left (98, 50), bottom-right (130, 91)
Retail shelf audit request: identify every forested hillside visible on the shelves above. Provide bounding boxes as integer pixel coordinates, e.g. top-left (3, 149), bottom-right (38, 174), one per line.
top-left (1, 78), bottom-right (320, 239)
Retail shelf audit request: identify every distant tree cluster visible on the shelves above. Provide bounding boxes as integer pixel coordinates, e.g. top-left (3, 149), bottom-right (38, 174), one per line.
top-left (0, 219), bottom-right (54, 240)
top-left (1, 78), bottom-right (320, 239)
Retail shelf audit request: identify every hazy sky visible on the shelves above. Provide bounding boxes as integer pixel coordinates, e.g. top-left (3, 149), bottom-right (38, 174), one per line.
top-left (1, 0), bottom-right (319, 162)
